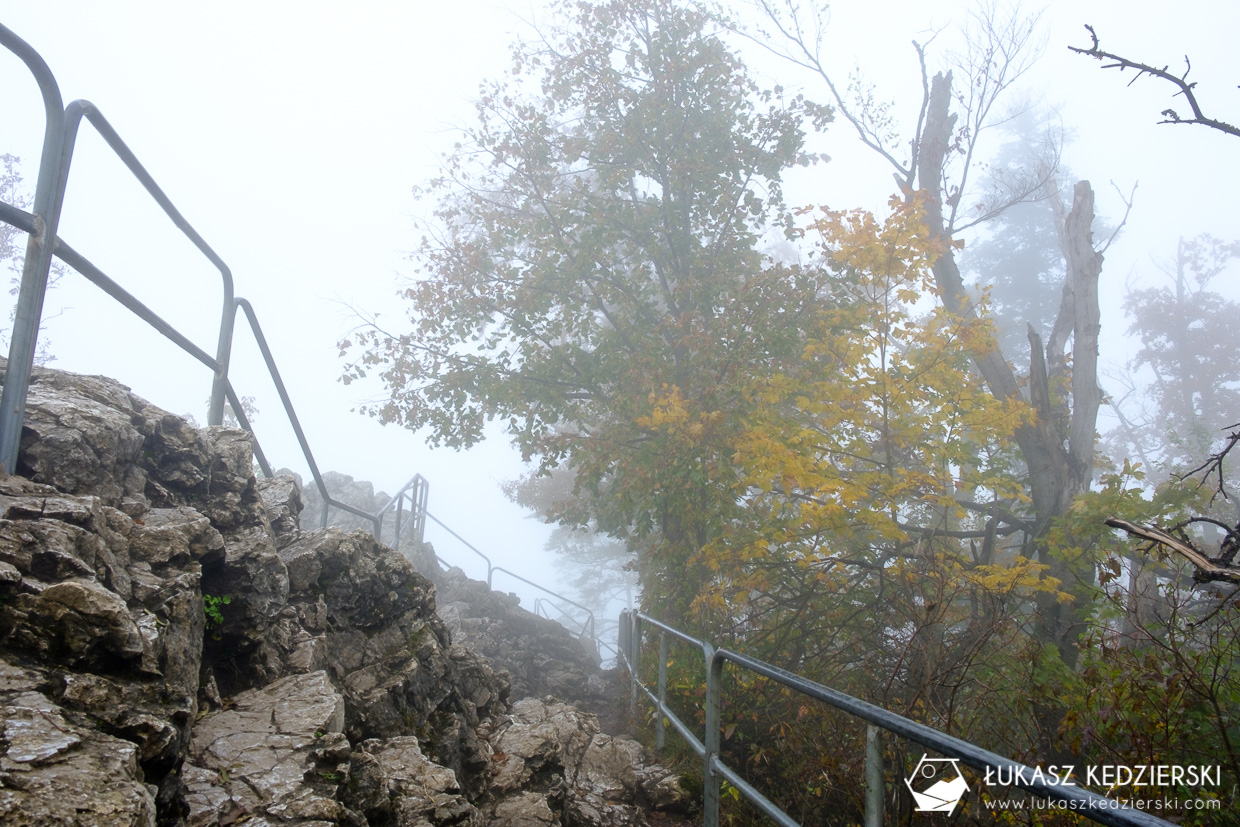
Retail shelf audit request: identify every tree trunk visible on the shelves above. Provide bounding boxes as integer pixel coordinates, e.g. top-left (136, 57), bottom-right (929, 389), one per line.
top-left (916, 72), bottom-right (1104, 670)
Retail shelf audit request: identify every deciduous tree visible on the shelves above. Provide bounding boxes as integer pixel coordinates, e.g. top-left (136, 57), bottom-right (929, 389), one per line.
top-left (342, 0), bottom-right (827, 620)
top-left (747, 0), bottom-right (1108, 675)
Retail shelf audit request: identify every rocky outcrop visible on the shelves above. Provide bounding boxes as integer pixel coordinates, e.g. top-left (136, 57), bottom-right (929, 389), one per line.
top-left (436, 569), bottom-right (609, 710)
top-left (295, 471), bottom-right (387, 537)
top-left (487, 698), bottom-right (686, 827)
top-left (185, 671), bottom-right (351, 825)
top-left (0, 365), bottom-right (687, 826)
top-left (300, 472), bottom-right (610, 709)
top-left (290, 469), bottom-right (440, 582)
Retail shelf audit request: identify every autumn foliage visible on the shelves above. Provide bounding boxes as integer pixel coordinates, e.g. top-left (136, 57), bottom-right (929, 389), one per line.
top-left (343, 0), bottom-right (1239, 822)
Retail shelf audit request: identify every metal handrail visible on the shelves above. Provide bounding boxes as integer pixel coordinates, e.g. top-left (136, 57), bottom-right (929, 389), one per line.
top-left (0, 21), bottom-right (69, 472)
top-left (424, 509), bottom-right (595, 641)
top-left (0, 45), bottom-right (240, 467)
top-left (376, 472), bottom-right (428, 548)
top-left (58, 98), bottom-right (238, 428)
top-left (619, 609), bottom-right (1176, 827)
top-left (426, 510), bottom-right (493, 574)
top-left (618, 611), bottom-right (711, 758)
top-left (230, 299), bottom-right (381, 533)
top-left (493, 565), bottom-right (595, 640)
top-left (546, 598), bottom-right (620, 662)
top-left (0, 23), bottom-right (590, 645)
top-left (0, 23), bottom-right (377, 542)
top-left (1, 201), bottom-right (219, 367)
top-left (0, 21), bottom-right (234, 454)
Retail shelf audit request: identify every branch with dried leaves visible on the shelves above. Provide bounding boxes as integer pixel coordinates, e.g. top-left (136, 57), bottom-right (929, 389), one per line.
top-left (1069, 24), bottom-right (1240, 139)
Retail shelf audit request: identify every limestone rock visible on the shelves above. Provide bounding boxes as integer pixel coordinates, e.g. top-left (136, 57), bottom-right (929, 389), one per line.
top-left (290, 469), bottom-right (441, 580)
top-left (0, 364), bottom-right (689, 827)
top-left (437, 569), bottom-right (602, 704)
top-left (0, 672), bottom-right (158, 827)
top-left (185, 671), bottom-right (350, 825)
top-left (0, 471), bottom-right (206, 808)
top-left (275, 528), bottom-right (508, 766)
top-left (483, 697), bottom-right (687, 827)
top-left (342, 737), bottom-right (479, 826)
top-left (259, 474), bottom-right (304, 549)
top-left (491, 792), bottom-right (559, 826)
top-left (15, 369), bottom-right (149, 508)
top-left (5, 579), bottom-right (146, 670)
top-left (295, 470), bottom-right (386, 535)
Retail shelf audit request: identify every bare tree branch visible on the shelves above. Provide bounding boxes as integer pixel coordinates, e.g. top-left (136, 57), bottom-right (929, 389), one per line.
top-left (1179, 424), bottom-right (1240, 501)
top-left (1108, 424), bottom-right (1240, 584)
top-left (1097, 180), bottom-right (1136, 254)
top-left (1069, 24), bottom-right (1240, 139)
top-left (732, 0), bottom-right (924, 181)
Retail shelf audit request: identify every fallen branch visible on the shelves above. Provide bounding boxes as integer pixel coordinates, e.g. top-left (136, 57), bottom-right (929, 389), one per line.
top-left (1105, 517), bottom-right (1240, 584)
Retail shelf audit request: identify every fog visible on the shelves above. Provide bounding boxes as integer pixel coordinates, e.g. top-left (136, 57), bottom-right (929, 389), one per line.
top-left (2, 0), bottom-right (1238, 633)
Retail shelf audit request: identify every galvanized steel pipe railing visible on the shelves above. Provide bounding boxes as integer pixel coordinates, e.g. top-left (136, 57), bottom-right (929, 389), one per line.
top-left (618, 609), bottom-right (713, 759)
top-left (0, 23), bottom-right (374, 537)
top-left (0, 24), bottom-right (598, 648)
top-left (425, 510), bottom-right (596, 641)
top-left (0, 21), bottom-right (236, 474)
top-left (1, 20), bottom-right (72, 472)
top-left (376, 472), bottom-right (428, 548)
top-left (619, 609), bottom-right (1176, 827)
top-left (492, 564), bottom-right (595, 641)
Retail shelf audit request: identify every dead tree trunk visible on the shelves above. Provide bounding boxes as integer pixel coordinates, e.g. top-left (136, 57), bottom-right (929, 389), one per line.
top-left (916, 72), bottom-right (1104, 670)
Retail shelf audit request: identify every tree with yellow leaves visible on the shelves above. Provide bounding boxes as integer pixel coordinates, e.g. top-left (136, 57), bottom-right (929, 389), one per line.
top-left (343, 3), bottom-right (1119, 817)
top-left (340, 0), bottom-right (828, 624)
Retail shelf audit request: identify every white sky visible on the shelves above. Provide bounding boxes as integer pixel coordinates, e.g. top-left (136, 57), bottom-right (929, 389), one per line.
top-left (2, 0), bottom-right (1238, 616)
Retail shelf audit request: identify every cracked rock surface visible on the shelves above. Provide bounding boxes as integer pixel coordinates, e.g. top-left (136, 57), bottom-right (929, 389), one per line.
top-left (0, 365), bottom-right (688, 825)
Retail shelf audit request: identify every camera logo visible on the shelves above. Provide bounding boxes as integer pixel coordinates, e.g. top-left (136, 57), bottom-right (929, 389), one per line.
top-left (905, 755), bottom-right (969, 814)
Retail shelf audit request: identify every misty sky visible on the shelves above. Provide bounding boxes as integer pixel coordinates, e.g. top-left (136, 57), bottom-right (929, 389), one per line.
top-left (1, 0), bottom-right (1238, 617)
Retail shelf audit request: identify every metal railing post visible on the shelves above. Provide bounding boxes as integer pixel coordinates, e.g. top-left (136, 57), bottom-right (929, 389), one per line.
top-left (206, 314), bottom-right (234, 427)
top-left (865, 724), bottom-right (883, 827)
top-left (0, 29), bottom-right (593, 658)
top-left (0, 23), bottom-right (67, 474)
top-left (414, 476), bottom-right (427, 545)
top-left (629, 612), bottom-right (642, 737)
top-left (703, 643), bottom-right (721, 827)
top-left (618, 609), bottom-right (630, 657)
top-left (617, 610), bottom-right (1174, 827)
top-left (376, 474), bottom-right (428, 546)
top-left (60, 98), bottom-right (238, 430)
top-left (656, 632), bottom-right (668, 752)
top-left (618, 609), bottom-right (633, 734)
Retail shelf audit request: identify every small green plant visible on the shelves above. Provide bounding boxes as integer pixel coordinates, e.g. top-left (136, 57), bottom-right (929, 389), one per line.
top-left (203, 594), bottom-right (231, 628)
